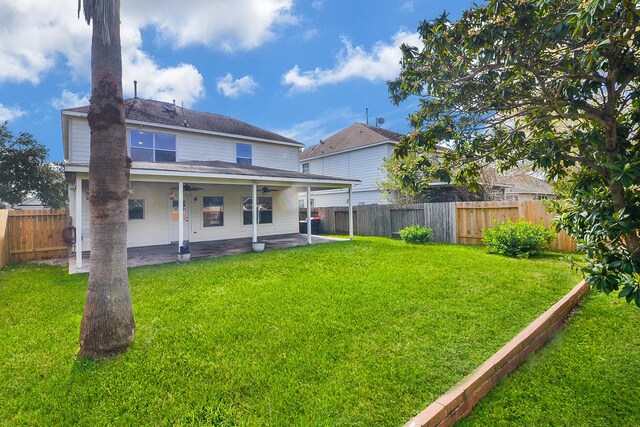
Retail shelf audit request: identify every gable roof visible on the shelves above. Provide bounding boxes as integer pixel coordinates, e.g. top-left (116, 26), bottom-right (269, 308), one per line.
top-left (300, 123), bottom-right (403, 160)
top-left (63, 98), bottom-right (301, 146)
top-left (498, 173), bottom-right (554, 195)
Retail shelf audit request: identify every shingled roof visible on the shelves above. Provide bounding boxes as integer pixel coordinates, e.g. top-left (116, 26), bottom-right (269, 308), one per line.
top-left (300, 123), bottom-right (403, 160)
top-left (64, 98), bottom-right (301, 146)
top-left (498, 173), bottom-right (554, 195)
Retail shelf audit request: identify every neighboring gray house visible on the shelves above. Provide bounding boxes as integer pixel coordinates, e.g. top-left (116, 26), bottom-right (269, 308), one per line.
top-left (299, 123), bottom-right (403, 207)
top-left (14, 197), bottom-right (45, 210)
top-left (62, 98), bottom-right (357, 273)
top-left (500, 173), bottom-right (555, 201)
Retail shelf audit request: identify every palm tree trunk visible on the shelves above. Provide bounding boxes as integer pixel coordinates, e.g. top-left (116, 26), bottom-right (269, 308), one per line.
top-left (79, 0), bottom-right (135, 359)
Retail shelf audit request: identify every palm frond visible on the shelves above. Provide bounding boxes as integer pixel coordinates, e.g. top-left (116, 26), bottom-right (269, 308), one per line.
top-left (78, 0), bottom-right (117, 46)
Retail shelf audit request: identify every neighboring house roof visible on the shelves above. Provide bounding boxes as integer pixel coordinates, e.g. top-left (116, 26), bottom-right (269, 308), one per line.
top-left (63, 98), bottom-right (301, 147)
top-left (15, 197), bottom-right (45, 209)
top-left (64, 160), bottom-right (360, 187)
top-left (300, 123), bottom-right (403, 160)
top-left (498, 174), bottom-right (554, 195)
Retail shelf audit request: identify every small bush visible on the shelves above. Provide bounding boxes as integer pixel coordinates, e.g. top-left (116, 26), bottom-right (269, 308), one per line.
top-left (482, 219), bottom-right (555, 258)
top-left (399, 225), bottom-right (433, 244)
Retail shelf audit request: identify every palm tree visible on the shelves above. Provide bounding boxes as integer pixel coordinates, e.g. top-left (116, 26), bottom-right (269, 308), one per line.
top-left (77, 0), bottom-right (135, 359)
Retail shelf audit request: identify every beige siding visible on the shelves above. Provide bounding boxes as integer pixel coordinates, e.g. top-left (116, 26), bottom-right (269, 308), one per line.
top-left (303, 188), bottom-right (385, 208)
top-left (71, 183), bottom-right (300, 248)
top-left (177, 132), bottom-right (235, 163)
top-left (69, 119), bottom-right (91, 163)
top-left (253, 143), bottom-right (299, 171)
top-left (189, 185), bottom-right (298, 242)
top-left (67, 118), bottom-right (300, 168)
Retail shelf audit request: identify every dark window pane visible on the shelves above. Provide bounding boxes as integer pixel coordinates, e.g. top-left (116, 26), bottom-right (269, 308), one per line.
top-left (203, 196), bottom-right (224, 227)
top-left (243, 211), bottom-right (253, 225)
top-left (155, 133), bottom-right (176, 150)
top-left (236, 157), bottom-right (252, 166)
top-left (155, 150), bottom-right (176, 162)
top-left (302, 163), bottom-right (309, 173)
top-left (259, 210), bottom-right (272, 224)
top-left (131, 147), bottom-right (154, 162)
top-left (128, 199), bottom-right (144, 220)
top-left (130, 131), bottom-right (154, 149)
top-left (258, 197), bottom-right (272, 211)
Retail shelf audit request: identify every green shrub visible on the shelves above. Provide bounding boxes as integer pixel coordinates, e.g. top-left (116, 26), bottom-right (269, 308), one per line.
top-left (399, 225), bottom-right (433, 244)
top-left (482, 219), bottom-right (555, 258)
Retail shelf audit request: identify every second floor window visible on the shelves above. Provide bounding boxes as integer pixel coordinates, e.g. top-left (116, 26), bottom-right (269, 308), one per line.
top-left (302, 163), bottom-right (309, 173)
top-left (236, 143), bottom-right (252, 165)
top-left (130, 130), bottom-right (176, 162)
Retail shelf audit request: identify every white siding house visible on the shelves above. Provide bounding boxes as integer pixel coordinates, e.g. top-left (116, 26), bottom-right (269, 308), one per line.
top-left (299, 123), bottom-right (401, 207)
top-left (62, 98), bottom-right (358, 273)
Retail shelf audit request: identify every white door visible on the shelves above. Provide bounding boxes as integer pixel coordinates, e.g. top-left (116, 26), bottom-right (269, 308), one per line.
top-left (170, 199), bottom-right (190, 243)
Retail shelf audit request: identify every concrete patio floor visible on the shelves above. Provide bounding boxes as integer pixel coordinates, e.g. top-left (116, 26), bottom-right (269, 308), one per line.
top-left (70, 233), bottom-right (347, 273)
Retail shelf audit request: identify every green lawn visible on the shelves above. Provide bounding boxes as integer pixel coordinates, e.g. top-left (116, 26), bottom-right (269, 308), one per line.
top-left (459, 291), bottom-right (640, 427)
top-left (0, 237), bottom-right (579, 426)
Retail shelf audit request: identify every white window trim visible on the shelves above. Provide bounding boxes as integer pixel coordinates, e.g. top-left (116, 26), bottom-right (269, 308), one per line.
top-left (235, 142), bottom-right (253, 165)
top-left (241, 195), bottom-right (273, 226)
top-left (202, 195), bottom-right (224, 228)
top-left (129, 130), bottom-right (177, 163)
top-left (128, 198), bottom-right (146, 221)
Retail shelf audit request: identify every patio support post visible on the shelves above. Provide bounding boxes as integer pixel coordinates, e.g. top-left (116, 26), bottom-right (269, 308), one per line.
top-left (75, 176), bottom-right (83, 271)
top-left (348, 185), bottom-right (354, 240)
top-left (178, 181), bottom-right (184, 252)
top-left (306, 186), bottom-right (312, 244)
top-left (252, 183), bottom-right (258, 243)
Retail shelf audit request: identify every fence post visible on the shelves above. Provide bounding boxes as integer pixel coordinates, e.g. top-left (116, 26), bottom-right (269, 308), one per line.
top-left (0, 210), bottom-right (8, 269)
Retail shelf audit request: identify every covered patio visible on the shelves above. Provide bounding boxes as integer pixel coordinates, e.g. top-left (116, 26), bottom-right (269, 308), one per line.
top-left (65, 160), bottom-right (358, 274)
top-left (70, 233), bottom-right (347, 274)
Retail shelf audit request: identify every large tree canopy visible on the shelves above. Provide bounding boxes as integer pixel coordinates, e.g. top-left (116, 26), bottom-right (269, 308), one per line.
top-left (388, 0), bottom-right (640, 305)
top-left (0, 122), bottom-right (67, 209)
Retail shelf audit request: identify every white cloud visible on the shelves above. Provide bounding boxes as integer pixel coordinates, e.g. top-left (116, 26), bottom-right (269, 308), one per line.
top-left (216, 74), bottom-right (258, 99)
top-left (303, 29), bottom-right (319, 41)
top-left (0, 0), bottom-right (294, 104)
top-left (282, 30), bottom-right (421, 92)
top-left (122, 0), bottom-right (297, 51)
top-left (311, 0), bottom-right (324, 9)
top-left (400, 0), bottom-right (415, 11)
top-left (0, 104), bottom-right (26, 122)
top-left (51, 90), bottom-right (90, 110)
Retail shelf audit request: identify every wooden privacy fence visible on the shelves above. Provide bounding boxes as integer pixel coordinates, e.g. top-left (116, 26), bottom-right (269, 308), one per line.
top-left (5, 210), bottom-right (69, 263)
top-left (315, 203), bottom-right (457, 244)
top-left (456, 200), bottom-right (576, 252)
top-left (312, 200), bottom-right (576, 252)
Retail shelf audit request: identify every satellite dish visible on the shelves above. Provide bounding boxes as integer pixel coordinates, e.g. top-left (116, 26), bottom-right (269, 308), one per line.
top-left (376, 117), bottom-right (385, 125)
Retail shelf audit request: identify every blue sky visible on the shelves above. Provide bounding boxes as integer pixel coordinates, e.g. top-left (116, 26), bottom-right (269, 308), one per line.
top-left (0, 0), bottom-right (475, 162)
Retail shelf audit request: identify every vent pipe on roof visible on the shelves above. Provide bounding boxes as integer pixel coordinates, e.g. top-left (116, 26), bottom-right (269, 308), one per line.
top-left (365, 107), bottom-right (369, 126)
top-left (134, 80), bottom-right (138, 98)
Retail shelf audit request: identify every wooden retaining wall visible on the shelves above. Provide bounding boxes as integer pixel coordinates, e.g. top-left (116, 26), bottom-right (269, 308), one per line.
top-left (6, 210), bottom-right (69, 263)
top-left (405, 280), bottom-right (590, 427)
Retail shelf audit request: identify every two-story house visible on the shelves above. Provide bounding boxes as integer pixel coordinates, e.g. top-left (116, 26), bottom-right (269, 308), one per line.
top-left (62, 98), bottom-right (358, 273)
top-left (299, 123), bottom-right (402, 207)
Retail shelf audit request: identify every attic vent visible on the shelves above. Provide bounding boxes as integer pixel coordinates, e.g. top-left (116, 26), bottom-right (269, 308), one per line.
top-left (164, 104), bottom-right (176, 112)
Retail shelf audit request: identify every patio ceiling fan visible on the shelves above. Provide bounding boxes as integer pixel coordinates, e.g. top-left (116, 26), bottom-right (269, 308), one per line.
top-left (170, 184), bottom-right (203, 192)
top-left (261, 186), bottom-right (279, 193)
